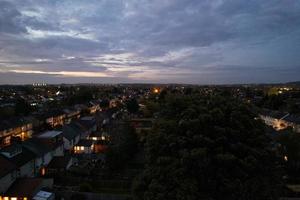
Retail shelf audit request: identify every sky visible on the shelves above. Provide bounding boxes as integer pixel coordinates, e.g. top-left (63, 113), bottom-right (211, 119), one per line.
top-left (0, 0), bottom-right (300, 84)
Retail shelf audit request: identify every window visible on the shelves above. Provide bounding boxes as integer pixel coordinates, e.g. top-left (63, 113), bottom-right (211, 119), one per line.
top-left (4, 136), bottom-right (10, 145)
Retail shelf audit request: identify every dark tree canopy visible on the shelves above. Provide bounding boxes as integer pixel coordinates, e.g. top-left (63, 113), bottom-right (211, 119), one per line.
top-left (15, 98), bottom-right (32, 115)
top-left (126, 98), bottom-right (140, 113)
top-left (133, 93), bottom-right (282, 200)
top-left (277, 129), bottom-right (300, 180)
top-left (106, 122), bottom-right (138, 170)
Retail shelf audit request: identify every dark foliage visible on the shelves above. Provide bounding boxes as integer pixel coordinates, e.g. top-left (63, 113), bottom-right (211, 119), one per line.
top-left (133, 93), bottom-right (283, 200)
top-left (15, 98), bottom-right (32, 115)
top-left (126, 98), bottom-right (140, 113)
top-left (106, 123), bottom-right (138, 170)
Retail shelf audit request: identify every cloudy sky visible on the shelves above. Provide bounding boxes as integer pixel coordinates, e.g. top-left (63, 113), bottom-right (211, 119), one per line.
top-left (0, 0), bottom-right (300, 84)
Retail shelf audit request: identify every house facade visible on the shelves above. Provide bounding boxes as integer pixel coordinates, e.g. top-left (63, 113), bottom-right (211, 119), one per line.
top-left (0, 119), bottom-right (33, 148)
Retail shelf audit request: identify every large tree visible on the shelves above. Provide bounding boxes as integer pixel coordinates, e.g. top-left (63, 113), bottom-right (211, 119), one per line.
top-left (133, 92), bottom-right (283, 200)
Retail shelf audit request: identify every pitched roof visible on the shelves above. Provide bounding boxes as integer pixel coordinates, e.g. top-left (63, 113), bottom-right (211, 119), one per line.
top-left (5, 178), bottom-right (44, 198)
top-left (38, 130), bottom-right (62, 138)
top-left (0, 155), bottom-right (16, 178)
top-left (43, 109), bottom-right (66, 118)
top-left (77, 117), bottom-right (96, 129)
top-left (9, 147), bottom-right (36, 167)
top-left (62, 124), bottom-right (81, 141)
top-left (0, 117), bottom-right (32, 131)
top-left (23, 138), bottom-right (52, 157)
top-left (76, 139), bottom-right (94, 147)
top-left (89, 131), bottom-right (102, 137)
top-left (285, 115), bottom-right (300, 124)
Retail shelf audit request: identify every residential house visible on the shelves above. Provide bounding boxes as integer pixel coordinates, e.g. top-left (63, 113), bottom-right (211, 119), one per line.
top-left (88, 132), bottom-right (109, 153)
top-left (4, 178), bottom-right (54, 200)
top-left (259, 109), bottom-right (289, 131)
top-left (63, 108), bottom-right (81, 124)
top-left (37, 131), bottom-right (64, 157)
top-left (62, 124), bottom-right (81, 151)
top-left (22, 138), bottom-right (53, 176)
top-left (87, 101), bottom-right (100, 114)
top-left (74, 139), bottom-right (94, 154)
top-left (259, 109), bottom-right (300, 132)
top-left (0, 118), bottom-right (33, 148)
top-left (76, 116), bottom-right (97, 138)
top-left (109, 98), bottom-right (118, 108)
top-left (0, 144), bottom-right (35, 178)
top-left (44, 110), bottom-right (66, 128)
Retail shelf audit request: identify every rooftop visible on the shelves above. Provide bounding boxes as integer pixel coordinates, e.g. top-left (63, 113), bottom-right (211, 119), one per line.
top-left (76, 139), bottom-right (94, 147)
top-left (0, 155), bottom-right (16, 178)
top-left (38, 130), bottom-right (62, 138)
top-left (5, 178), bottom-right (44, 198)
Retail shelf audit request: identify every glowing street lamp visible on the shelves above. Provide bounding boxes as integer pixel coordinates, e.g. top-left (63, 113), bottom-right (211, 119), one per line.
top-left (153, 88), bottom-right (159, 94)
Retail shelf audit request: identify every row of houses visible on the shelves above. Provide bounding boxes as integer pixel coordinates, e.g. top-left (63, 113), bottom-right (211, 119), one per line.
top-left (0, 131), bottom-right (63, 198)
top-left (259, 109), bottom-right (300, 132)
top-left (0, 100), bottom-right (106, 149)
top-left (0, 109), bottom-right (115, 199)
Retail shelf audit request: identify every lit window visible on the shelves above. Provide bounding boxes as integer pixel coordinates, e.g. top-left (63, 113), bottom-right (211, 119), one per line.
top-left (41, 167), bottom-right (46, 176)
top-left (11, 198), bottom-right (17, 200)
top-left (81, 146), bottom-right (84, 150)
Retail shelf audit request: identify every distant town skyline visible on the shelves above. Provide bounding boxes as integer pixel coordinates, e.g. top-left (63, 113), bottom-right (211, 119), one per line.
top-left (0, 0), bottom-right (300, 84)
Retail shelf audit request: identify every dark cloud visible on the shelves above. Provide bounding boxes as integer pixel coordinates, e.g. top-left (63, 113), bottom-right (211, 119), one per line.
top-left (0, 1), bottom-right (27, 33)
top-left (0, 0), bottom-right (299, 84)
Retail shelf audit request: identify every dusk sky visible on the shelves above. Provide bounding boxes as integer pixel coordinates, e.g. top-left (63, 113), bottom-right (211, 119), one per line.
top-left (0, 0), bottom-right (300, 84)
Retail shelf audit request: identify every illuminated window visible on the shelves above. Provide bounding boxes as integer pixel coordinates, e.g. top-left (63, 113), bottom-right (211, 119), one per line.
top-left (4, 137), bottom-right (10, 145)
top-left (11, 198), bottom-right (17, 200)
top-left (41, 167), bottom-right (46, 176)
top-left (80, 146), bottom-right (84, 150)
